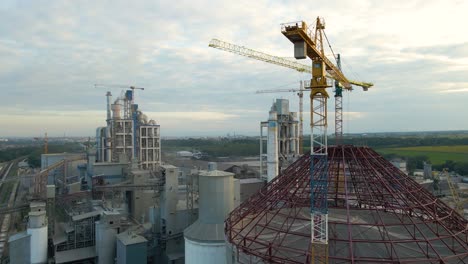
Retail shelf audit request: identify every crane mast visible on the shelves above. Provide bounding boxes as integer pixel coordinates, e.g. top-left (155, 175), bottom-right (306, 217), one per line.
top-left (282, 18), bottom-right (354, 263)
top-left (210, 18), bottom-right (373, 263)
top-left (334, 54), bottom-right (343, 145)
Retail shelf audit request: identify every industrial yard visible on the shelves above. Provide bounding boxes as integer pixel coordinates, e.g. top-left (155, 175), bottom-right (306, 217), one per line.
top-left (1, 1), bottom-right (468, 264)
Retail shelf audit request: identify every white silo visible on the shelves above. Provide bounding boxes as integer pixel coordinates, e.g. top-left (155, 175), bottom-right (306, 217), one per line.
top-left (27, 208), bottom-right (47, 263)
top-left (184, 165), bottom-right (235, 264)
top-left (95, 211), bottom-right (120, 264)
top-left (267, 104), bottom-right (279, 182)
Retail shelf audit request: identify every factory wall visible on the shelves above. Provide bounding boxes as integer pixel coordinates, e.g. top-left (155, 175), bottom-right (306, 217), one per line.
top-left (41, 153), bottom-right (83, 170)
top-left (92, 163), bottom-right (127, 184)
top-left (8, 232), bottom-right (31, 264)
top-left (27, 224), bottom-right (47, 263)
top-left (116, 238), bottom-right (147, 264)
top-left (95, 220), bottom-right (118, 264)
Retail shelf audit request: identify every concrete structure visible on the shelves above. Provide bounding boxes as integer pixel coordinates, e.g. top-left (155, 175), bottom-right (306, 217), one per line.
top-left (96, 90), bottom-right (161, 169)
top-left (8, 232), bottom-right (31, 264)
top-left (27, 203), bottom-right (48, 264)
top-left (390, 158), bottom-right (407, 174)
top-left (424, 161), bottom-right (433, 179)
top-left (95, 211), bottom-right (120, 264)
top-left (116, 232), bottom-right (148, 264)
top-left (260, 99), bottom-right (299, 181)
top-left (184, 167), bottom-right (235, 264)
top-left (53, 211), bottom-right (100, 263)
top-left (41, 153), bottom-right (84, 170)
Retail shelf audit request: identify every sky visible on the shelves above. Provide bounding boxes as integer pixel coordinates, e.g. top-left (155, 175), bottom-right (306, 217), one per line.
top-left (1, 0), bottom-right (467, 137)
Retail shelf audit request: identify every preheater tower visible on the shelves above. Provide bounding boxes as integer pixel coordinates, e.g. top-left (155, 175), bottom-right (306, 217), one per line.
top-left (184, 164), bottom-right (235, 264)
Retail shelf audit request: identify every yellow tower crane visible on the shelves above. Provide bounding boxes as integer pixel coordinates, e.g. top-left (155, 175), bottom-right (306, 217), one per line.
top-left (210, 18), bottom-right (373, 263)
top-left (440, 168), bottom-right (466, 215)
top-left (281, 18), bottom-right (372, 263)
top-left (208, 39), bottom-right (372, 145)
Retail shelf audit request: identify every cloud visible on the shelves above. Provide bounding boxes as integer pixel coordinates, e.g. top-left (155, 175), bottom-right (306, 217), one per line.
top-left (402, 42), bottom-right (468, 59)
top-left (0, 0), bottom-right (467, 136)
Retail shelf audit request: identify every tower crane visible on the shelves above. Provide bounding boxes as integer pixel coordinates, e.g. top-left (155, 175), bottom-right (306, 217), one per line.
top-left (281, 18), bottom-right (373, 263)
top-left (440, 168), bottom-right (466, 215)
top-left (34, 132), bottom-right (48, 154)
top-left (210, 18), bottom-right (373, 263)
top-left (208, 39), bottom-right (373, 144)
top-left (94, 84), bottom-right (145, 104)
top-left (256, 83), bottom-right (307, 154)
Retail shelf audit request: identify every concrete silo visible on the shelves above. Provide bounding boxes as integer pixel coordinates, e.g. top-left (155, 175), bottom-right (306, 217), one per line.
top-left (27, 202), bottom-right (48, 264)
top-left (184, 164), bottom-right (235, 264)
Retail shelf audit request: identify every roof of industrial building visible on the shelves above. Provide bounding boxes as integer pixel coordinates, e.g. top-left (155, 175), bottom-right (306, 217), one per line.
top-left (184, 221), bottom-right (224, 242)
top-left (71, 211), bottom-right (100, 222)
top-left (199, 169), bottom-right (234, 178)
top-left (8, 231), bottom-right (30, 243)
top-left (116, 232), bottom-right (147, 246)
top-left (54, 246), bottom-right (96, 263)
top-left (239, 178), bottom-right (264, 184)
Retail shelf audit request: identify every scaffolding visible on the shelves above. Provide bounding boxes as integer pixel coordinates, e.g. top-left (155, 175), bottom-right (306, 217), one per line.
top-left (226, 146), bottom-right (468, 263)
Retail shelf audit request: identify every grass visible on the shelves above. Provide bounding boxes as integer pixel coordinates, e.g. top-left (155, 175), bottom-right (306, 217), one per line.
top-left (0, 181), bottom-right (15, 204)
top-left (376, 145), bottom-right (468, 165)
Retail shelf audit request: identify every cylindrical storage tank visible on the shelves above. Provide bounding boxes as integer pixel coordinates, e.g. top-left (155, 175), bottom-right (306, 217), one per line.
top-left (106, 92), bottom-right (112, 122)
top-left (111, 103), bottom-right (121, 119)
top-left (27, 211), bottom-right (47, 264)
top-left (95, 221), bottom-right (117, 264)
top-left (184, 169), bottom-right (234, 264)
top-left (185, 239), bottom-right (226, 264)
top-left (267, 106), bottom-right (279, 182)
top-left (198, 170), bottom-right (233, 224)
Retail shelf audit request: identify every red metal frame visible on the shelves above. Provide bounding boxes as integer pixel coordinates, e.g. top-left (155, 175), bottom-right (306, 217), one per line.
top-left (225, 146), bottom-right (468, 263)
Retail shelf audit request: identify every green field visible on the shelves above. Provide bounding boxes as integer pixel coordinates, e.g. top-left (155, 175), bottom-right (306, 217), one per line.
top-left (376, 145), bottom-right (468, 165)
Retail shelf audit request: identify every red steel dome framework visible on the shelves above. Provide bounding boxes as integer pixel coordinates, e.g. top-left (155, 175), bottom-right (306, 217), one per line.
top-left (225, 146), bottom-right (468, 263)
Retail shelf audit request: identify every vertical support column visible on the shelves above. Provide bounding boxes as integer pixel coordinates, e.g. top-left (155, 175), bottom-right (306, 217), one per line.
top-left (106, 92), bottom-right (113, 162)
top-left (267, 107), bottom-right (279, 182)
top-left (334, 54), bottom-right (343, 146)
top-left (298, 81), bottom-right (304, 155)
top-left (310, 91), bottom-right (329, 264)
top-left (260, 124), bottom-right (263, 179)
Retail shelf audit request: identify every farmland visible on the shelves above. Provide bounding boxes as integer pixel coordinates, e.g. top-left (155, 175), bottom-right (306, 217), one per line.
top-left (376, 145), bottom-right (468, 165)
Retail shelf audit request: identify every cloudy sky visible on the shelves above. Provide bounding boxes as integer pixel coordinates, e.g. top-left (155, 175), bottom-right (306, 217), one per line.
top-left (1, 0), bottom-right (467, 137)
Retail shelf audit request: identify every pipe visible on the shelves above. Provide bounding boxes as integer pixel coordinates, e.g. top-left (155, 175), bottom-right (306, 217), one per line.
top-left (106, 92), bottom-right (112, 162)
top-left (267, 103), bottom-right (279, 182)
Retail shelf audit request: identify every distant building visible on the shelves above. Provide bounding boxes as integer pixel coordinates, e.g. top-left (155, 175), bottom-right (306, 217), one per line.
top-left (260, 99), bottom-right (300, 182)
top-left (176, 151), bottom-right (193, 158)
top-left (423, 162), bottom-right (432, 179)
top-left (390, 158), bottom-right (407, 174)
top-left (96, 90), bottom-right (161, 170)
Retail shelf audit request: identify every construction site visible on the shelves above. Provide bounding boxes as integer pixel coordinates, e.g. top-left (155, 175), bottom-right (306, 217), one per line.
top-left (0, 17), bottom-right (467, 264)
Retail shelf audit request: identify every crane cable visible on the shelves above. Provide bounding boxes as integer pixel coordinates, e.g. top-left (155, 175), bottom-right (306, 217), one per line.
top-left (323, 30), bottom-right (361, 81)
top-left (323, 31), bottom-right (338, 65)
